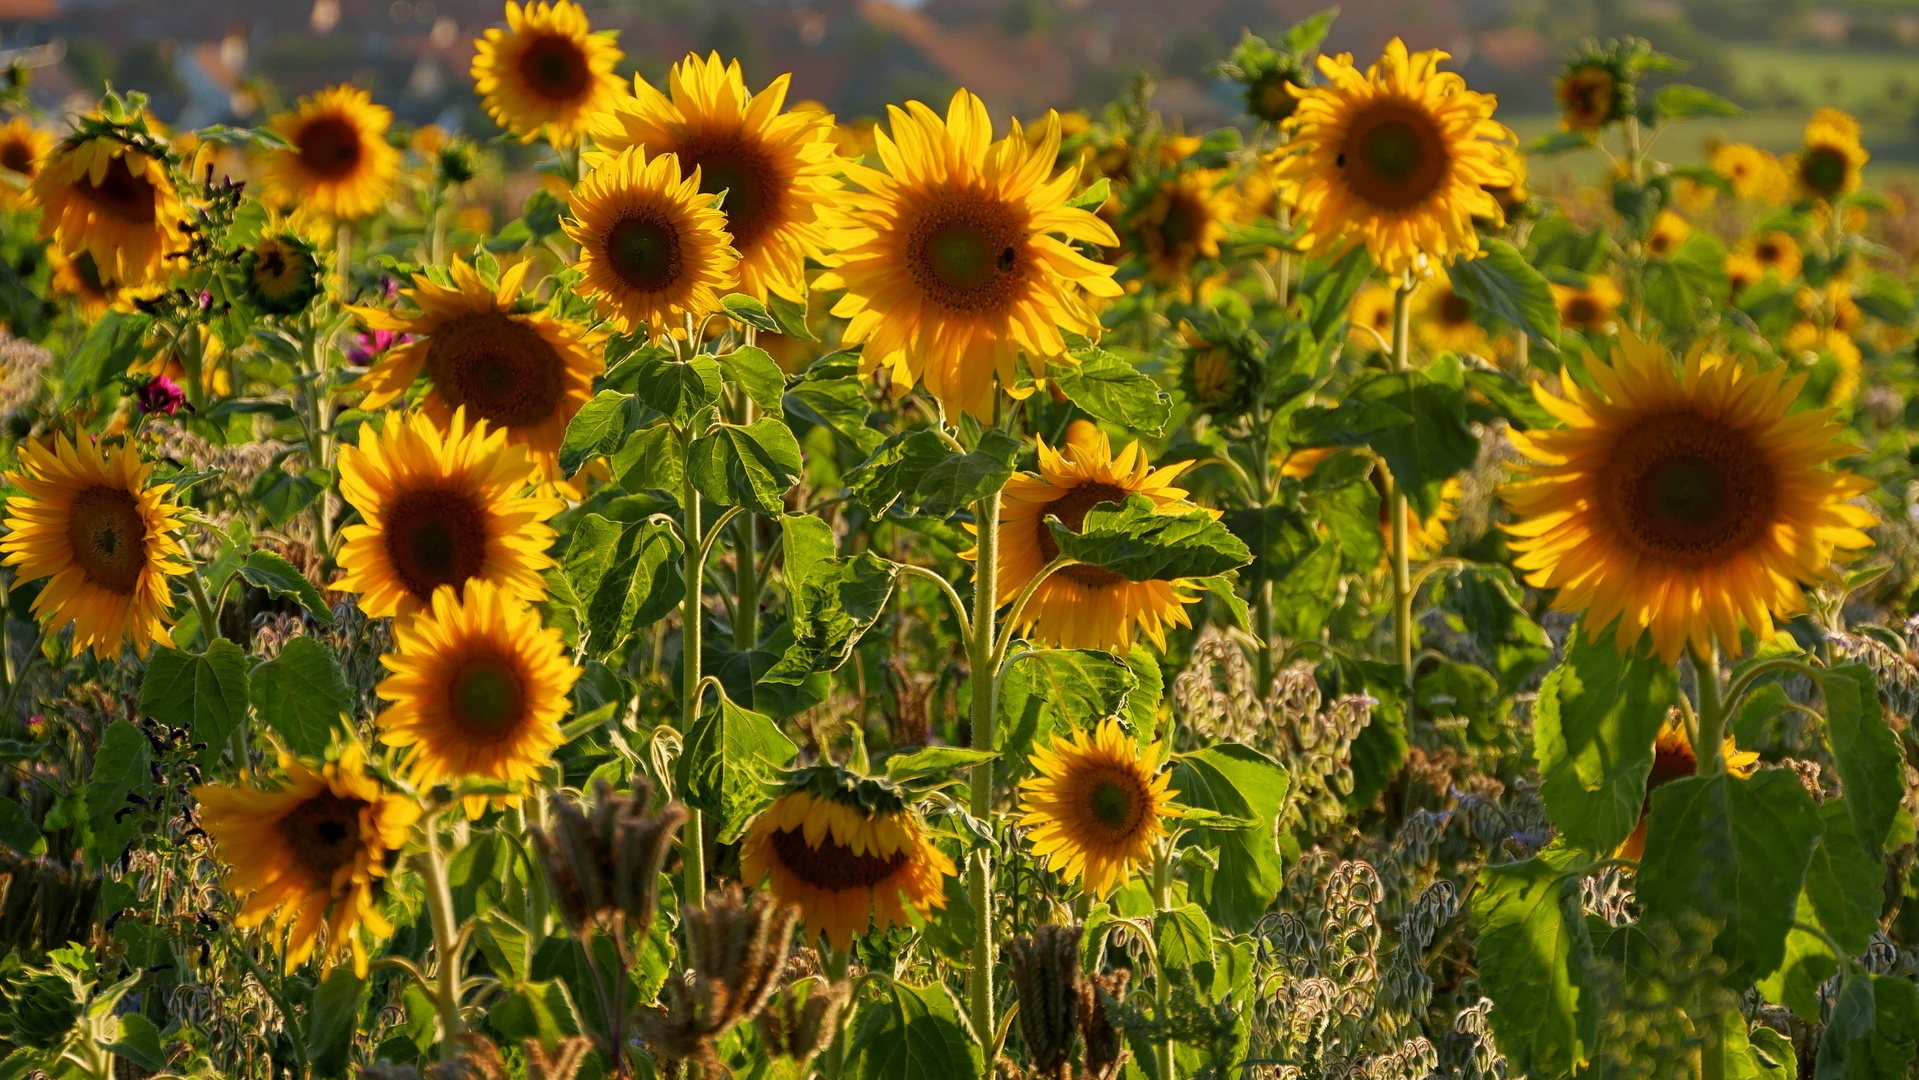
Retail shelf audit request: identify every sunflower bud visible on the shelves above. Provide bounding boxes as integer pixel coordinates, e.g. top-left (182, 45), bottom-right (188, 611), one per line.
top-left (1081, 969), bottom-right (1130, 1080)
top-left (530, 777), bottom-right (687, 937)
top-left (438, 142), bottom-right (479, 187)
top-left (635, 885), bottom-right (799, 1068)
top-left (753, 975), bottom-right (850, 1068)
top-left (1006, 924), bottom-right (1084, 1080)
top-left (241, 232), bottom-right (323, 316)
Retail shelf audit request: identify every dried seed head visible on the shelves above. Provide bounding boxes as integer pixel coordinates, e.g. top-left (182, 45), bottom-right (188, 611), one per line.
top-left (524, 1035), bottom-right (595, 1080)
top-left (1082, 969), bottom-right (1131, 1080)
top-left (635, 886), bottom-right (800, 1068)
top-left (754, 976), bottom-right (851, 1068)
top-left (1006, 924), bottom-right (1085, 1080)
top-left (530, 777), bottom-right (687, 938)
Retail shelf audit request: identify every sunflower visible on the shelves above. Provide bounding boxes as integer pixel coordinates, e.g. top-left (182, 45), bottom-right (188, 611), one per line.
top-left (813, 90), bottom-right (1122, 420)
top-left (1615, 715), bottom-right (1759, 861)
top-left (1501, 333), bottom-right (1877, 663)
top-left (1711, 142), bottom-right (1789, 205)
top-left (739, 768), bottom-right (956, 950)
top-left (1792, 109), bottom-right (1868, 203)
top-left (1125, 168), bottom-right (1239, 285)
top-left (28, 134), bottom-right (188, 288)
top-left (1645, 211), bottom-right (1691, 258)
top-left (1279, 445), bottom-right (1340, 480)
top-left (262, 86), bottom-right (399, 220)
top-left (1799, 280), bottom-right (1861, 334)
top-left (562, 146), bottom-right (740, 338)
top-left (47, 249), bottom-right (135, 320)
top-left (994, 420), bottom-right (1209, 652)
top-left (0, 435), bottom-right (188, 659)
top-left (194, 744), bottom-right (422, 976)
top-left (1785, 322), bottom-right (1862, 407)
top-left (1175, 322), bottom-right (1260, 419)
top-left (333, 408), bottom-right (560, 620)
top-left (375, 579), bottom-right (580, 818)
top-left (347, 258), bottom-right (605, 477)
top-left (1552, 276), bottom-right (1623, 334)
top-left (1740, 230), bottom-right (1802, 284)
top-left (1414, 272), bottom-right (1492, 355)
top-left (0, 116), bottom-right (50, 206)
top-left (589, 52), bottom-right (842, 303)
top-left (242, 231), bottom-right (325, 315)
top-left (1380, 473), bottom-right (1459, 560)
top-left (1277, 39), bottom-right (1513, 277)
top-left (1018, 717), bottom-right (1177, 897)
top-left (1348, 283), bottom-right (1397, 349)
top-left (471, 0), bottom-right (626, 147)
top-left (1555, 62), bottom-right (1622, 132)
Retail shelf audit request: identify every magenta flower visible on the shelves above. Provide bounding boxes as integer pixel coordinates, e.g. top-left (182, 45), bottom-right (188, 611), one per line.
top-left (136, 375), bottom-right (187, 416)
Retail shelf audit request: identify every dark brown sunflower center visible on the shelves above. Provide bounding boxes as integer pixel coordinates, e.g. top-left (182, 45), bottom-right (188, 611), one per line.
top-left (1084, 771), bottom-right (1143, 836)
top-left (1800, 146), bottom-right (1848, 197)
top-left (296, 116), bottom-right (365, 180)
top-left (604, 212), bottom-right (682, 293)
top-left (1559, 68), bottom-right (1614, 127)
top-left (1437, 291), bottom-right (1472, 327)
top-left (1648, 735), bottom-right (1699, 789)
top-left (1036, 481), bottom-right (1130, 589)
top-left (906, 190), bottom-right (1028, 313)
top-left (82, 154), bottom-right (158, 224)
top-left (1153, 191), bottom-right (1207, 256)
top-left (1649, 231), bottom-right (1677, 256)
top-left (422, 311), bottom-right (569, 430)
top-left (281, 790), bottom-right (367, 887)
top-left (1564, 296), bottom-right (1602, 327)
top-left (382, 487), bottom-right (489, 600)
top-left (767, 824), bottom-right (908, 891)
top-left (66, 485), bottom-right (147, 595)
top-left (448, 653), bottom-right (528, 741)
top-left (1, 140), bottom-right (34, 176)
top-left (518, 33), bottom-right (591, 102)
top-left (1338, 102), bottom-right (1450, 211)
top-left (679, 132), bottom-right (780, 253)
top-left (1756, 241), bottom-right (1782, 265)
top-left (1602, 414), bottom-right (1778, 567)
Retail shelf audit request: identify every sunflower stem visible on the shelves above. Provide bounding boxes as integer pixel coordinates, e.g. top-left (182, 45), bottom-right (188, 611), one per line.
top-left (1690, 643), bottom-right (1727, 777)
top-left (680, 426), bottom-right (708, 913)
top-left (420, 815), bottom-right (466, 1055)
top-left (1389, 279), bottom-right (1416, 689)
top-left (186, 569), bottom-right (223, 648)
top-left (1151, 841), bottom-right (1175, 1080)
top-left (0, 624), bottom-right (46, 725)
top-left (821, 945), bottom-right (852, 1080)
top-left (967, 482), bottom-right (1001, 1076)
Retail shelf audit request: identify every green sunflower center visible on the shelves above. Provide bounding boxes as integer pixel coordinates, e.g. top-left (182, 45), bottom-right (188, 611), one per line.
top-left (1800, 146), bottom-right (1849, 197)
top-left (1087, 778), bottom-right (1138, 833)
top-left (518, 33), bottom-right (591, 102)
top-left (281, 790), bottom-right (367, 887)
top-left (1036, 480), bottom-right (1131, 589)
top-left (1248, 72), bottom-right (1299, 124)
top-left (680, 132), bottom-right (779, 253)
top-left (423, 311), bottom-right (569, 430)
top-left (296, 116), bottom-right (365, 180)
top-left (382, 487), bottom-right (488, 600)
top-left (1605, 414), bottom-right (1779, 567)
top-left (604, 212), bottom-right (683, 294)
top-left (82, 153), bottom-right (158, 224)
top-left (768, 824), bottom-right (909, 891)
top-left (908, 191), bottom-right (1027, 313)
top-left (66, 485), bottom-right (147, 595)
top-left (1338, 101), bottom-right (1451, 211)
top-left (449, 654), bottom-right (528, 739)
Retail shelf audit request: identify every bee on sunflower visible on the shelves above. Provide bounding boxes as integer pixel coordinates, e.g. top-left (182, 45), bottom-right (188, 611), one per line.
top-left (1791, 108), bottom-right (1868, 204)
top-left (739, 765), bottom-right (957, 950)
top-left (332, 408), bottom-right (561, 620)
top-left (990, 420), bottom-right (1211, 653)
top-left (261, 86), bottom-right (400, 220)
top-left (813, 89), bottom-right (1121, 421)
top-left (1501, 333), bottom-right (1877, 664)
top-left (0, 115), bottom-right (49, 206)
top-left (1614, 715), bottom-right (1759, 861)
top-left (589, 52), bottom-right (844, 304)
top-left (1123, 166), bottom-right (1242, 288)
top-left (1276, 38), bottom-right (1513, 277)
top-left (1550, 276), bottom-right (1624, 334)
top-left (28, 111), bottom-right (189, 289)
top-left (562, 145), bottom-right (741, 337)
top-left (471, 0), bottom-right (627, 147)
top-left (375, 579), bottom-right (581, 819)
top-left (194, 743), bottom-right (422, 976)
top-left (0, 435), bottom-right (190, 659)
top-left (1018, 717), bottom-right (1178, 897)
top-left (345, 258), bottom-right (605, 478)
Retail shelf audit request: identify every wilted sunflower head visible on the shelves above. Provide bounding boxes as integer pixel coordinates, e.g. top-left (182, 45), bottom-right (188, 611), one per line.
top-left (243, 232), bottom-right (324, 316)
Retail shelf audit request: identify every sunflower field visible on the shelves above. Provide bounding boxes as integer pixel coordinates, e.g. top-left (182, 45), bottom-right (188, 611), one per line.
top-left (2, 3), bottom-right (1919, 1078)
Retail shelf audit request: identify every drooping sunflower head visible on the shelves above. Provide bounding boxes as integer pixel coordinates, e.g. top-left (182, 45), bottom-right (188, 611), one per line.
top-left (563, 145), bottom-right (740, 338)
top-left (1413, 271), bottom-right (1491, 355)
top-left (1645, 210), bottom-right (1691, 258)
top-left (0, 116), bottom-right (50, 205)
top-left (1125, 167), bottom-right (1241, 286)
top-left (589, 52), bottom-right (844, 303)
top-left (1501, 333), bottom-right (1878, 663)
top-left (1554, 60), bottom-right (1625, 132)
top-left (346, 258), bottom-right (605, 477)
top-left (334, 407), bottom-right (562, 620)
top-left (1615, 713), bottom-right (1760, 860)
top-left (1711, 142), bottom-right (1789, 205)
top-left (994, 420), bottom-right (1210, 652)
top-left (471, 0), bottom-right (627, 147)
top-left (28, 132), bottom-right (189, 288)
top-left (242, 230), bottom-right (325, 316)
top-left (813, 90), bottom-right (1122, 420)
top-left (0, 435), bottom-right (189, 659)
top-left (1551, 275), bottom-right (1623, 334)
top-left (263, 86), bottom-right (400, 220)
top-left (194, 743), bottom-right (423, 976)
top-left (375, 579), bottom-right (581, 818)
top-left (739, 766), bottom-right (957, 951)
top-left (1276, 39), bottom-right (1513, 276)
top-left (1793, 108), bottom-right (1868, 202)
top-left (1348, 282), bottom-right (1397, 350)
top-left (1175, 322), bottom-right (1262, 419)
top-left (1018, 717), bottom-right (1176, 898)
top-left (1742, 230), bottom-right (1802, 284)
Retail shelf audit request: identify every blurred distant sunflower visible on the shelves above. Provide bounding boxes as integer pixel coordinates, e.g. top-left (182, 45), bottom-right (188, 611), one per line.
top-left (1018, 717), bottom-right (1177, 898)
top-left (242, 230), bottom-right (324, 316)
top-left (992, 420), bottom-right (1208, 652)
top-left (334, 408), bottom-right (560, 620)
top-left (1413, 272), bottom-right (1491, 355)
top-left (263, 86), bottom-right (399, 220)
top-left (1786, 322), bottom-right (1862, 407)
top-left (1502, 333), bottom-right (1877, 663)
top-left (563, 146), bottom-right (740, 337)
top-left (1551, 276), bottom-right (1623, 334)
top-left (472, 0), bottom-right (626, 146)
top-left (1217, 32), bottom-right (1314, 126)
top-left (194, 744), bottom-right (421, 976)
top-left (814, 90), bottom-right (1121, 420)
top-left (1711, 142), bottom-right (1789, 205)
top-left (1792, 109), bottom-right (1868, 203)
top-left (1277, 39), bottom-right (1513, 276)
top-left (1739, 230), bottom-right (1802, 286)
top-left (0, 116), bottom-right (49, 206)
top-left (347, 258), bottom-right (604, 477)
top-left (29, 134), bottom-right (188, 288)
top-left (1175, 322), bottom-right (1261, 419)
top-left (590, 51), bottom-right (842, 303)
top-left (740, 768), bottom-right (956, 950)
top-left (1615, 716), bottom-right (1759, 861)
top-left (0, 435), bottom-right (188, 659)
top-left (376, 579), bottom-right (580, 818)
top-left (1126, 168), bottom-right (1239, 285)
top-left (1555, 60), bottom-right (1625, 132)
top-left (1348, 282), bottom-right (1397, 349)
top-left (1645, 210), bottom-right (1691, 258)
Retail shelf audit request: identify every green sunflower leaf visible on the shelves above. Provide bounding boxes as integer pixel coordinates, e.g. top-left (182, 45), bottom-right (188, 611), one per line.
top-left (844, 429), bottom-right (952, 516)
top-left (845, 980), bottom-right (982, 1080)
top-left (1472, 846), bottom-right (1592, 1078)
top-left (141, 639), bottom-right (250, 769)
top-left (557, 389), bottom-right (637, 478)
top-left (1168, 744), bottom-right (1290, 931)
top-left (249, 636), bottom-right (352, 759)
top-left (915, 429), bottom-right (1023, 519)
top-left (84, 720), bottom-right (152, 865)
top-left (675, 697), bottom-right (797, 844)
top-left (560, 513), bottom-right (685, 655)
top-left (762, 515), bottom-right (899, 686)
top-left (1046, 493), bottom-right (1253, 583)
top-left (1821, 665), bottom-right (1904, 858)
top-left (1053, 347), bottom-right (1173, 436)
top-left (238, 550), bottom-right (333, 624)
top-left (1289, 353), bottom-right (1480, 520)
top-left (632, 353), bottom-right (722, 427)
top-left (720, 293), bottom-right (782, 333)
top-left (714, 346), bottom-right (786, 413)
top-left (1445, 239), bottom-right (1560, 344)
top-left (996, 649), bottom-right (1138, 784)
top-left (688, 417), bottom-right (804, 513)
